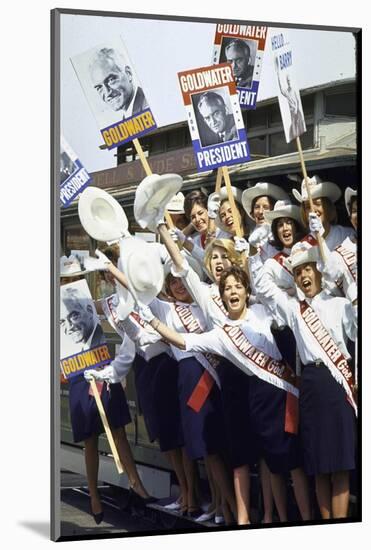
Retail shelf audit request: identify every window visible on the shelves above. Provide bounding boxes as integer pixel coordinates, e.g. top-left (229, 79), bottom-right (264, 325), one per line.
top-left (325, 90), bottom-right (356, 117)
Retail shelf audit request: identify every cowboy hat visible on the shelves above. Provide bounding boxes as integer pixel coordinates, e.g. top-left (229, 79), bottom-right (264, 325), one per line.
top-left (283, 241), bottom-right (319, 272)
top-left (134, 173), bottom-right (183, 232)
top-left (242, 182), bottom-right (289, 220)
top-left (119, 237), bottom-right (165, 305)
top-left (78, 187), bottom-right (129, 242)
top-left (208, 186), bottom-right (243, 231)
top-left (166, 191), bottom-right (185, 214)
top-left (292, 175), bottom-right (341, 203)
top-left (60, 255), bottom-right (92, 278)
top-left (344, 187), bottom-right (357, 216)
top-left (264, 200), bottom-right (304, 227)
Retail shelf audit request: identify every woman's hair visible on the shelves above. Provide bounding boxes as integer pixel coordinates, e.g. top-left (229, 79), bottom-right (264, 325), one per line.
top-left (300, 197), bottom-right (338, 227)
top-left (203, 238), bottom-right (245, 280)
top-left (219, 265), bottom-right (251, 309)
top-left (250, 195), bottom-right (275, 215)
top-left (219, 198), bottom-right (250, 237)
top-left (349, 195), bottom-right (357, 214)
top-left (270, 218), bottom-right (304, 250)
top-left (100, 244), bottom-right (120, 266)
top-left (184, 190), bottom-right (208, 221)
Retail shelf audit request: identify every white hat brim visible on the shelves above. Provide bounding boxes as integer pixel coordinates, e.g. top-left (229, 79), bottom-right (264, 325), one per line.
top-left (78, 187), bottom-right (128, 242)
top-left (293, 181), bottom-right (342, 203)
top-left (120, 237), bottom-right (164, 305)
top-left (134, 174), bottom-right (183, 232)
top-left (264, 205), bottom-right (303, 227)
top-left (284, 246), bottom-right (319, 272)
top-left (115, 281), bottom-right (135, 320)
top-left (242, 183), bottom-right (289, 220)
top-left (344, 187), bottom-right (357, 216)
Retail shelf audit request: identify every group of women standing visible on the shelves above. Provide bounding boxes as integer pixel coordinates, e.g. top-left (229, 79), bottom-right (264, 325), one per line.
top-left (64, 173), bottom-right (358, 527)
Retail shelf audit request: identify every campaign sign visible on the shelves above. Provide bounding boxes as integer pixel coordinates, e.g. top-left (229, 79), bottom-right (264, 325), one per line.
top-left (213, 24), bottom-right (268, 110)
top-left (60, 280), bottom-right (111, 380)
top-left (60, 136), bottom-right (91, 208)
top-left (270, 31), bottom-right (306, 143)
top-left (178, 63), bottom-right (250, 173)
top-left (71, 37), bottom-right (157, 150)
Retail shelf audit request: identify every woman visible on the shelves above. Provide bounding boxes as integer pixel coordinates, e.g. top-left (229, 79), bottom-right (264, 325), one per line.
top-left (293, 175), bottom-right (355, 251)
top-left (210, 186), bottom-right (250, 240)
top-left (242, 181), bottom-right (290, 262)
top-left (60, 257), bottom-right (151, 524)
top-left (140, 238), bottom-right (311, 525)
top-left (158, 225), bottom-right (278, 525)
top-left (87, 245), bottom-right (193, 515)
top-left (249, 242), bottom-right (357, 519)
top-left (261, 200), bottom-right (305, 293)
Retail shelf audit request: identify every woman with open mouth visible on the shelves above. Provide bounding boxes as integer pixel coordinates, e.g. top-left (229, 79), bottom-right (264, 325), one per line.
top-left (147, 222), bottom-right (312, 525)
top-left (249, 241), bottom-right (357, 520)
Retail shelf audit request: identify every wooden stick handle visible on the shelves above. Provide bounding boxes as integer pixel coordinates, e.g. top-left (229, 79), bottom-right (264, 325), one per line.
top-left (221, 166), bottom-right (243, 238)
top-left (296, 137), bottom-right (326, 263)
top-left (132, 138), bottom-right (174, 229)
top-left (215, 167), bottom-right (223, 194)
top-left (89, 379), bottom-right (124, 475)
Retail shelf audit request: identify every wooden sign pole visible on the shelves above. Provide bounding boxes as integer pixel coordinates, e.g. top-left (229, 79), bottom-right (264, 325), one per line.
top-left (132, 138), bottom-right (174, 229)
top-left (296, 137), bottom-right (326, 263)
top-left (89, 378), bottom-right (124, 474)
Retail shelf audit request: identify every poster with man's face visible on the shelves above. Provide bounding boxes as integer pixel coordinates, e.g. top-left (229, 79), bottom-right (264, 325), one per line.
top-left (213, 24), bottom-right (268, 109)
top-left (178, 62), bottom-right (250, 172)
top-left (71, 37), bottom-right (157, 149)
top-left (271, 30), bottom-right (307, 143)
top-left (60, 279), bottom-right (111, 380)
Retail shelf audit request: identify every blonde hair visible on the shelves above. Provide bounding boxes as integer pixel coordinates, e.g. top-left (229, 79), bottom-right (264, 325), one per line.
top-left (204, 238), bottom-right (244, 281)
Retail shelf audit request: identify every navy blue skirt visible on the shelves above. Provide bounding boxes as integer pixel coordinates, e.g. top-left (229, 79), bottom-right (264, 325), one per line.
top-left (300, 364), bottom-right (356, 475)
top-left (178, 357), bottom-right (225, 460)
top-left (249, 376), bottom-right (302, 474)
top-left (68, 374), bottom-right (131, 443)
top-left (134, 353), bottom-right (184, 452)
top-left (134, 354), bottom-right (160, 442)
top-left (218, 359), bottom-right (257, 469)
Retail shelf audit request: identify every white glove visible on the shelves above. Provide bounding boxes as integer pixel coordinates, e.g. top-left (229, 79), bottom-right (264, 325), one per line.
top-left (169, 228), bottom-right (186, 244)
top-left (137, 302), bottom-right (155, 324)
top-left (234, 236), bottom-right (250, 254)
top-left (309, 212), bottom-right (324, 236)
top-left (207, 193), bottom-right (221, 219)
top-left (248, 223), bottom-right (271, 249)
top-left (84, 365), bottom-right (119, 384)
top-left (84, 249), bottom-right (112, 271)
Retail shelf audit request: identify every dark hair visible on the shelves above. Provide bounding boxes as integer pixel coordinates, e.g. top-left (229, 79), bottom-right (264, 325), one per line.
top-left (184, 190), bottom-right (208, 221)
top-left (301, 196), bottom-right (338, 226)
top-left (270, 218), bottom-right (304, 250)
top-left (350, 195), bottom-right (357, 213)
top-left (219, 265), bottom-right (251, 309)
top-left (251, 195), bottom-right (275, 215)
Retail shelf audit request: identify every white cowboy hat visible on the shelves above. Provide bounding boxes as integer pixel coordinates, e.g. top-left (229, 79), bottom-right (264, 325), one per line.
top-left (119, 237), bottom-right (164, 305)
top-left (241, 182), bottom-right (289, 220)
top-left (166, 192), bottom-right (185, 214)
top-left (209, 186), bottom-right (243, 231)
top-left (60, 255), bottom-right (92, 278)
top-left (134, 173), bottom-right (183, 232)
top-left (264, 200), bottom-right (304, 227)
top-left (283, 241), bottom-right (319, 273)
top-left (78, 187), bottom-right (129, 243)
top-left (292, 175), bottom-right (341, 203)
top-left (344, 187), bottom-right (357, 216)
